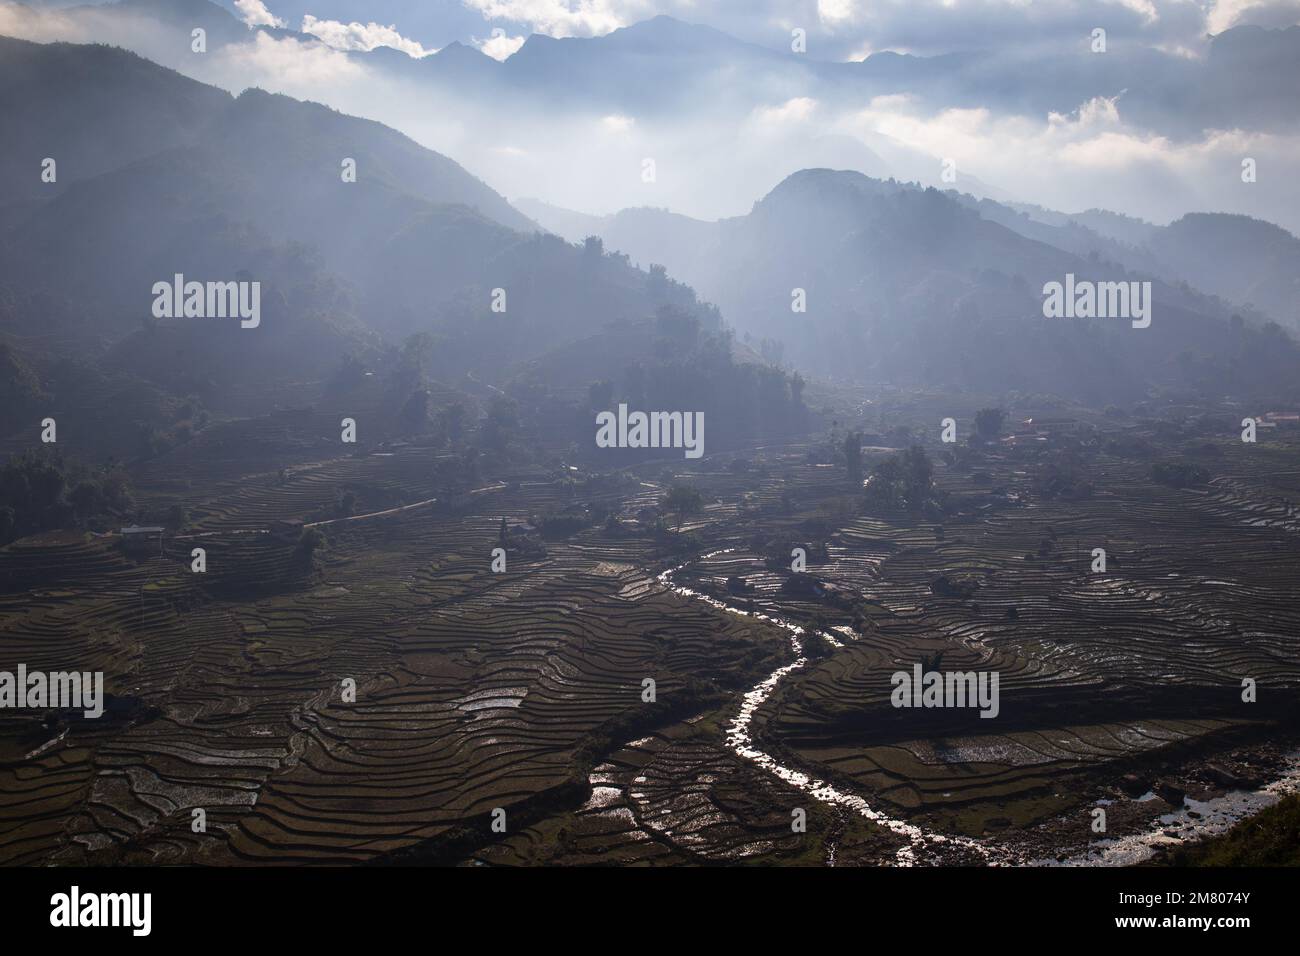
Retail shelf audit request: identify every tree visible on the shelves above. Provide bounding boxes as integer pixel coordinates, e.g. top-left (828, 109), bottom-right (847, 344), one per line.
top-left (588, 380), bottom-right (614, 412)
top-left (654, 305), bottom-right (700, 345)
top-left (662, 483), bottom-right (704, 531)
top-left (400, 389), bottom-right (430, 433)
top-left (437, 402), bottom-right (466, 443)
top-left (843, 431), bottom-right (863, 487)
top-left (328, 353), bottom-right (367, 393)
top-left (790, 371), bottom-right (805, 406)
top-left (400, 332), bottom-right (435, 378)
top-left (863, 446), bottom-right (933, 513)
top-left (165, 504), bottom-right (190, 530)
top-left (902, 445), bottom-right (933, 510)
top-left (803, 619), bottom-right (832, 661)
top-left (647, 263), bottom-right (669, 300)
top-left (482, 396), bottom-right (520, 453)
top-left (296, 528), bottom-right (327, 564)
top-left (974, 407), bottom-right (1006, 442)
top-left (69, 481), bottom-right (102, 522)
top-left (0, 450), bottom-right (131, 542)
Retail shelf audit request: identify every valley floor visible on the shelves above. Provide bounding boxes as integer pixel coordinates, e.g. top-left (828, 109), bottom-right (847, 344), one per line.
top-left (3, 393), bottom-right (1299, 866)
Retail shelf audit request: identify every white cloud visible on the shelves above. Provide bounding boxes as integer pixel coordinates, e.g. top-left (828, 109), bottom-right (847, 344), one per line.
top-left (1049, 93), bottom-right (1125, 129)
top-left (301, 14), bottom-right (436, 58)
top-left (752, 97), bottom-right (819, 126)
top-left (220, 31), bottom-right (367, 87)
top-left (234, 0), bottom-right (285, 29)
top-left (846, 41), bottom-right (875, 61)
top-left (475, 31), bottom-right (527, 59)
top-left (817, 0), bottom-right (859, 26)
top-left (1204, 0), bottom-right (1300, 32)
top-left (601, 113), bottom-right (636, 132)
top-left (825, 86), bottom-right (1300, 228)
top-left (461, 0), bottom-right (652, 38)
top-left (1109, 0), bottom-right (1160, 23)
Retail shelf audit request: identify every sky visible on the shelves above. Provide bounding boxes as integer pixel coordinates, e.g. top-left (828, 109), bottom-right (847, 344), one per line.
top-left (218, 0), bottom-right (1300, 60)
top-left (7, 0), bottom-right (1300, 230)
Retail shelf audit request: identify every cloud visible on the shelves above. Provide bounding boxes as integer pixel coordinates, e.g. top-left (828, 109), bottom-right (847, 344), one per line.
top-left (4, 0), bottom-right (1298, 230)
top-left (475, 30), bottom-right (527, 59)
top-left (831, 85), bottom-right (1300, 229)
top-left (234, 0), bottom-right (285, 29)
top-left (817, 0), bottom-right (859, 26)
top-left (461, 0), bottom-right (652, 38)
top-left (752, 97), bottom-right (819, 126)
top-left (1110, 0), bottom-right (1160, 23)
top-left (601, 114), bottom-right (636, 132)
top-left (1205, 0), bottom-right (1300, 31)
top-left (219, 31), bottom-right (368, 87)
top-left (301, 14), bottom-right (437, 57)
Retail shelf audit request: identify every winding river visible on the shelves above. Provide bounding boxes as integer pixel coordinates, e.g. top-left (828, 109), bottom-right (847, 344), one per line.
top-left (656, 550), bottom-right (1300, 867)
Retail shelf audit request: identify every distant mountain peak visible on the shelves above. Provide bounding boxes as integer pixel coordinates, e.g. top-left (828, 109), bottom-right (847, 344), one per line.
top-left (115, 0), bottom-right (241, 27)
top-left (606, 14), bottom-right (767, 54)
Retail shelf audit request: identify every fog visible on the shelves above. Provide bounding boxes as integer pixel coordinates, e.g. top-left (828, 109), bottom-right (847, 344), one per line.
top-left (3, 0), bottom-right (1299, 231)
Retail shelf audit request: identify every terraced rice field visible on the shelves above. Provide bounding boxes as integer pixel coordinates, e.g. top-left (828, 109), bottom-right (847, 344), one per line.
top-left (3, 409), bottom-right (1300, 865)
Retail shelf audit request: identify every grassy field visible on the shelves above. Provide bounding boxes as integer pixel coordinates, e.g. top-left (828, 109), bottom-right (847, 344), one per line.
top-left (1161, 794), bottom-right (1300, 866)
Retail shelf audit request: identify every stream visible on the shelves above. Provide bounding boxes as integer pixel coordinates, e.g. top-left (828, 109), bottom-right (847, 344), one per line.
top-left (656, 550), bottom-right (1300, 867)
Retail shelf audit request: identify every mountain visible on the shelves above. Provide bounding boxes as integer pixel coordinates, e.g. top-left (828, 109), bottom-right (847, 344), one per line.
top-left (531, 169), bottom-right (1300, 403)
top-left (0, 35), bottom-right (724, 439)
top-left (951, 199), bottom-right (1300, 331)
top-left (0, 35), bottom-right (230, 201)
top-left (1145, 214), bottom-right (1300, 330)
top-left (34, 3), bottom-right (1300, 136)
top-left (14, 3), bottom-right (1300, 232)
top-left (0, 36), bottom-right (534, 230)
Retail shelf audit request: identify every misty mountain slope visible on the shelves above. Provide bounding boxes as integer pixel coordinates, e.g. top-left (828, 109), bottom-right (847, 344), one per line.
top-left (513, 197), bottom-right (606, 244)
top-left (0, 35), bottom-right (725, 403)
top-left (61, 0), bottom-right (261, 49)
top-left (3, 154), bottom-right (370, 415)
top-left (0, 338), bottom-right (46, 437)
top-left (1145, 214), bottom-right (1300, 329)
top-left (30, 5), bottom-right (1300, 139)
top-left (197, 87), bottom-right (536, 235)
top-left (493, 14), bottom-right (812, 114)
top-left (12, 4), bottom-right (1298, 232)
top-left (545, 167), bottom-right (1300, 336)
top-left (503, 311), bottom-right (808, 455)
top-left (552, 169), bottom-right (1300, 402)
top-left (3, 104), bottom-right (712, 370)
top-left (0, 36), bottom-right (535, 233)
top-left (368, 212), bottom-right (714, 373)
top-left (948, 194), bottom-right (1168, 279)
top-left (0, 36), bottom-right (229, 202)
top-left (355, 14), bottom-right (1298, 140)
top-left (1062, 209), bottom-right (1161, 249)
top-left (4, 141), bottom-right (372, 342)
top-left (959, 199), bottom-right (1300, 329)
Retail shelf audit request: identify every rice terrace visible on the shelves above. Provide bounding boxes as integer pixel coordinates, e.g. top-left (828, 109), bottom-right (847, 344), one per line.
top-left (4, 386), bottom-right (1299, 868)
top-left (2, 0), bottom-right (1300, 931)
